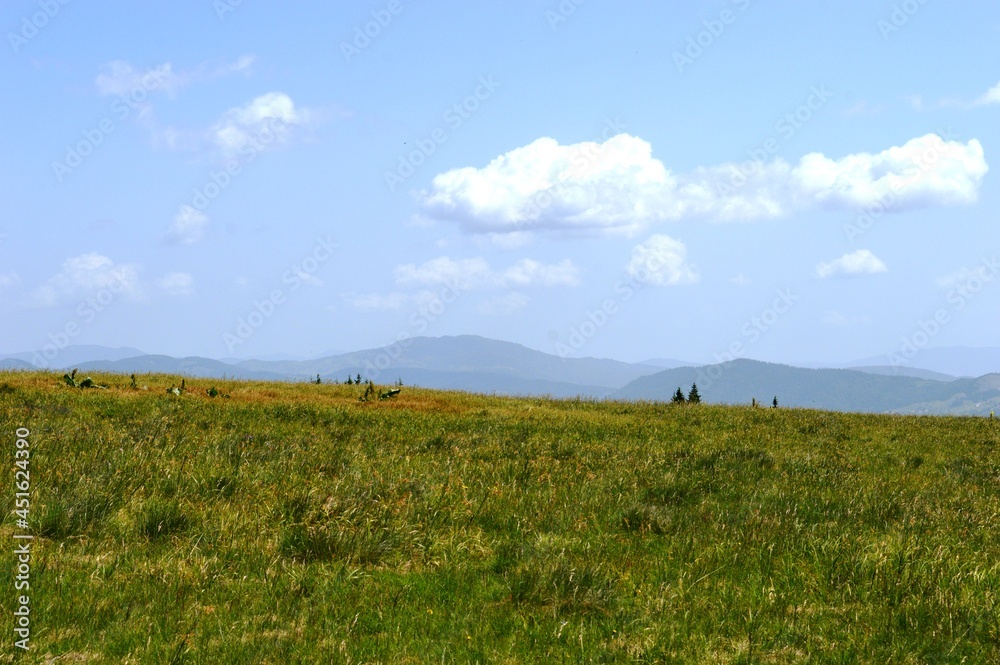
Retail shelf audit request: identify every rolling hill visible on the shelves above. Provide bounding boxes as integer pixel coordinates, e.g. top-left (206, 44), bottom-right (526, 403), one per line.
top-left (612, 358), bottom-right (1000, 415)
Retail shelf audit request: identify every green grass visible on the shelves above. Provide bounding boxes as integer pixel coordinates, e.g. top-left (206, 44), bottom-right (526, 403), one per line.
top-left (2, 371), bottom-right (999, 663)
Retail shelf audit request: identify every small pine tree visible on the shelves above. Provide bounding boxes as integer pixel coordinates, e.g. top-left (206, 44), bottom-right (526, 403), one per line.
top-left (772, 396), bottom-right (778, 408)
top-left (345, 375), bottom-right (353, 385)
top-left (314, 374), bottom-right (322, 385)
top-left (356, 373), bottom-right (362, 385)
top-left (672, 387), bottom-right (686, 403)
top-left (687, 383), bottom-right (701, 404)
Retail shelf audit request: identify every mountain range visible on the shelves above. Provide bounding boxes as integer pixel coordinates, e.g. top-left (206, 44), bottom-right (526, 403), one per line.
top-left (2, 336), bottom-right (998, 416)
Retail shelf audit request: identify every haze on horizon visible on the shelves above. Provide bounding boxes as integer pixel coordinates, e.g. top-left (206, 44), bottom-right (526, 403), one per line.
top-left (2, 2), bottom-right (998, 369)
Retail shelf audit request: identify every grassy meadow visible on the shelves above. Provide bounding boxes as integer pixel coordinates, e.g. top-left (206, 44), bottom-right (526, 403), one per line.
top-left (2, 370), bottom-right (999, 663)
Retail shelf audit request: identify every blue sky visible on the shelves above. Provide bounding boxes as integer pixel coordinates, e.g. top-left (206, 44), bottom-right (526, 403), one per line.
top-left (2, 1), bottom-right (998, 367)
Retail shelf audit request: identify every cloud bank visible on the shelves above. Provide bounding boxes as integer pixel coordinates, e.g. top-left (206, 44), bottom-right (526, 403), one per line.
top-left (815, 249), bottom-right (888, 278)
top-left (417, 133), bottom-right (987, 237)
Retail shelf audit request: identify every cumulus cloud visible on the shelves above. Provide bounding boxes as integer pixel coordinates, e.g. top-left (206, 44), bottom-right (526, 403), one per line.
top-left (792, 133), bottom-right (986, 210)
top-left (974, 82), bottom-right (1000, 107)
top-left (211, 92), bottom-right (308, 157)
top-left (164, 206), bottom-right (209, 246)
top-left (815, 250), bottom-right (888, 279)
top-left (31, 253), bottom-right (141, 307)
top-left (157, 272), bottom-right (195, 296)
top-left (417, 133), bottom-right (988, 237)
top-left (394, 256), bottom-right (579, 289)
top-left (625, 235), bottom-right (697, 286)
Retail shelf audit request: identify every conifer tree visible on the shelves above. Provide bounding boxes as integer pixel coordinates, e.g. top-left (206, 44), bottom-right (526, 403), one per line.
top-left (672, 387), bottom-right (686, 403)
top-left (687, 383), bottom-right (701, 404)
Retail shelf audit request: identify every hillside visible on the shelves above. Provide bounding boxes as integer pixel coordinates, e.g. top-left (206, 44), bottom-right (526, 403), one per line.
top-left (1, 371), bottom-right (998, 661)
top-left (613, 358), bottom-right (1000, 415)
top-left (5, 339), bottom-right (1000, 414)
top-left (235, 334), bottom-right (658, 389)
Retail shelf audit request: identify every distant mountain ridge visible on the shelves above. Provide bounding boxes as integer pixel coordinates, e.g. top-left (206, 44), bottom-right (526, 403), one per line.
top-left (3, 339), bottom-right (999, 415)
top-left (612, 358), bottom-right (1000, 416)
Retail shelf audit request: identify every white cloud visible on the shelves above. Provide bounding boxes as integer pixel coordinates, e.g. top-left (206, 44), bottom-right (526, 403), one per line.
top-left (342, 292), bottom-right (408, 311)
top-left (211, 92), bottom-right (307, 157)
top-left (791, 133), bottom-right (987, 210)
top-left (417, 133), bottom-right (988, 237)
top-left (0, 271), bottom-right (20, 291)
top-left (32, 253), bottom-right (141, 307)
top-left (815, 249), bottom-right (888, 279)
top-left (934, 264), bottom-right (997, 290)
top-left (626, 235), bottom-right (697, 286)
top-left (500, 259), bottom-right (579, 287)
top-left (974, 81), bottom-right (1000, 107)
top-left (164, 206), bottom-right (209, 246)
top-left (95, 55), bottom-right (256, 98)
top-left (157, 272), bottom-right (195, 296)
top-left (394, 256), bottom-right (579, 289)
top-left (938, 82), bottom-right (1000, 109)
top-left (478, 292), bottom-right (530, 315)
top-left (730, 273), bottom-right (750, 286)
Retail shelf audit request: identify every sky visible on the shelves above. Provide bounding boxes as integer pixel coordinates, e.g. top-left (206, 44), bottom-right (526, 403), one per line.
top-left (2, 1), bottom-right (998, 368)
